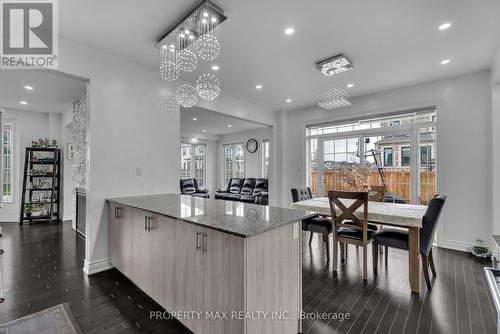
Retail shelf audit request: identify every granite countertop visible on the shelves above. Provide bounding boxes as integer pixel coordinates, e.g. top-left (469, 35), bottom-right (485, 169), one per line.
top-left (107, 194), bottom-right (314, 238)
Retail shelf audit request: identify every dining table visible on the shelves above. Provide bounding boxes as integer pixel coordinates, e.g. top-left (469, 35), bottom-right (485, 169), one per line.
top-left (290, 197), bottom-right (427, 294)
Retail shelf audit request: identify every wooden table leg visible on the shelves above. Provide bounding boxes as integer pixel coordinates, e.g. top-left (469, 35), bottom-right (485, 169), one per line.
top-left (408, 227), bottom-right (420, 294)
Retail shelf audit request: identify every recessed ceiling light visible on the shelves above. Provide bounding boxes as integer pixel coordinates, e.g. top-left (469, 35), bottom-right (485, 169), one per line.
top-left (24, 85), bottom-right (33, 90)
top-left (439, 22), bottom-right (452, 31)
top-left (228, 124), bottom-right (232, 128)
top-left (20, 101), bottom-right (27, 105)
top-left (284, 27), bottom-right (294, 35)
top-left (286, 98), bottom-right (292, 103)
top-left (211, 65), bottom-right (219, 71)
top-left (256, 85), bottom-right (262, 90)
top-left (440, 59), bottom-right (451, 65)
top-left (193, 117), bottom-right (197, 121)
top-left (347, 83), bottom-right (354, 88)
top-left (202, 129), bottom-right (206, 133)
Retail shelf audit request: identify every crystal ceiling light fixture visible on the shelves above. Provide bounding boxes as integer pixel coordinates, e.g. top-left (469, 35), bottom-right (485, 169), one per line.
top-left (318, 87), bottom-right (352, 110)
top-left (316, 54), bottom-right (354, 77)
top-left (156, 0), bottom-right (226, 73)
top-left (176, 84), bottom-right (199, 108)
top-left (196, 73), bottom-right (221, 100)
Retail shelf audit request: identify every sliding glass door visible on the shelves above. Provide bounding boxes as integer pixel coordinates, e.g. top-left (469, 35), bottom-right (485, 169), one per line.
top-left (307, 110), bottom-right (437, 205)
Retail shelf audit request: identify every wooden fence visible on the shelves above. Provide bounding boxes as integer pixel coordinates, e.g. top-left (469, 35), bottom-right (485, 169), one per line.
top-left (310, 170), bottom-right (436, 204)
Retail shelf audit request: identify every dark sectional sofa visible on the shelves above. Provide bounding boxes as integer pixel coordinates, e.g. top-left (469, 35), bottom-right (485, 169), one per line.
top-left (215, 177), bottom-right (268, 205)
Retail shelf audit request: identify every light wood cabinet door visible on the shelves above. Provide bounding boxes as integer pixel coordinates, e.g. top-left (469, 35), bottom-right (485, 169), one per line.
top-left (132, 209), bottom-right (151, 294)
top-left (202, 229), bottom-right (245, 334)
top-left (108, 203), bottom-right (120, 268)
top-left (118, 206), bottom-right (133, 277)
top-left (150, 214), bottom-right (175, 310)
top-left (174, 221), bottom-right (203, 334)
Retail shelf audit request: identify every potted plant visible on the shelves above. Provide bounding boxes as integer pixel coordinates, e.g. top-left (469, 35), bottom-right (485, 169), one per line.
top-left (469, 239), bottom-right (491, 258)
top-left (24, 204), bottom-right (33, 217)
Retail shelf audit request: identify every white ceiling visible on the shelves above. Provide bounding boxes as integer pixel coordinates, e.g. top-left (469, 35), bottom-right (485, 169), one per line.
top-left (0, 70), bottom-right (87, 113)
top-left (60, 0), bottom-right (500, 112)
top-left (180, 106), bottom-right (268, 137)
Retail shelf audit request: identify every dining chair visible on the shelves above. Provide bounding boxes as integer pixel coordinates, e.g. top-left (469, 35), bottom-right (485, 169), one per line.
top-left (328, 190), bottom-right (376, 280)
top-left (373, 194), bottom-right (446, 289)
top-left (368, 185), bottom-right (386, 203)
top-left (291, 187), bottom-right (332, 263)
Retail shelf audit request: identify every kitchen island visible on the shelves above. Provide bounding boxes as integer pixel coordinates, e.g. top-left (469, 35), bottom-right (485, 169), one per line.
top-left (107, 194), bottom-right (313, 334)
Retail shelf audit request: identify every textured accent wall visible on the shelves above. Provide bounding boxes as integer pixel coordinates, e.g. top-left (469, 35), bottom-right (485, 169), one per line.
top-left (72, 95), bottom-right (87, 190)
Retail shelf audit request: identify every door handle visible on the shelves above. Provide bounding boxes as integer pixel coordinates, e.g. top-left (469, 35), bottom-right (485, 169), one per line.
top-left (202, 233), bottom-right (208, 253)
top-left (196, 232), bottom-right (202, 252)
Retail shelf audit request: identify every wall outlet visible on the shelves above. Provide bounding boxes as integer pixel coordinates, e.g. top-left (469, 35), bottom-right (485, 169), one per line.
top-left (136, 168), bottom-right (143, 176)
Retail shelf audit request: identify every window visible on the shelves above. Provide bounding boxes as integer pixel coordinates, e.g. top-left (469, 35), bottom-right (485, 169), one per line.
top-left (262, 139), bottom-right (269, 178)
top-left (180, 143), bottom-right (206, 187)
top-left (223, 143), bottom-right (244, 185)
top-left (401, 146), bottom-right (411, 167)
top-left (420, 146), bottom-right (432, 165)
top-left (3, 124), bottom-right (13, 202)
top-left (383, 147), bottom-right (393, 167)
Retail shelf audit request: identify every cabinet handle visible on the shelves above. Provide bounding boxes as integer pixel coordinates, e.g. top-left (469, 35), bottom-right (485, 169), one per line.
top-left (116, 207), bottom-right (122, 219)
top-left (114, 207), bottom-right (117, 219)
top-left (144, 217), bottom-right (147, 231)
top-left (196, 232), bottom-right (202, 252)
top-left (147, 217), bottom-right (153, 232)
top-left (202, 233), bottom-right (208, 253)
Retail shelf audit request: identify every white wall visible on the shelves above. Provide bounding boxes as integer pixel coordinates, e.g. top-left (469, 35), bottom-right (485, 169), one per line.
top-left (277, 70), bottom-right (493, 251)
top-left (217, 128), bottom-right (271, 188)
top-left (57, 38), bottom-right (181, 275)
top-left (0, 109), bottom-right (52, 221)
top-left (493, 83), bottom-right (500, 235)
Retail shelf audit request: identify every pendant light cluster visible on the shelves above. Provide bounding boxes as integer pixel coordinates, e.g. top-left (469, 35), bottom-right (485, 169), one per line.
top-left (157, 1), bottom-right (227, 110)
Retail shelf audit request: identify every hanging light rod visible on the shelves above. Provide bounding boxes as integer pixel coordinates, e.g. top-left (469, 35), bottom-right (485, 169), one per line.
top-left (155, 0), bottom-right (227, 49)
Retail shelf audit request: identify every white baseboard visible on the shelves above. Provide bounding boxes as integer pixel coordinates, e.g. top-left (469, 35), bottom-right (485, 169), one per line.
top-left (0, 217), bottom-right (19, 222)
top-left (83, 258), bottom-right (114, 275)
top-left (438, 239), bottom-right (473, 253)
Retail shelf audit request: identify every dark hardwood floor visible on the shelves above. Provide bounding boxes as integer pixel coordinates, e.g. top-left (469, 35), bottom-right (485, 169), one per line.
top-left (0, 221), bottom-right (496, 333)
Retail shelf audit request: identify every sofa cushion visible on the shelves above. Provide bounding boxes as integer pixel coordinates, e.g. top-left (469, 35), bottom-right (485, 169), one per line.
top-left (215, 192), bottom-right (231, 200)
top-left (240, 195), bottom-right (256, 203)
top-left (229, 194), bottom-right (241, 201)
top-left (240, 178), bottom-right (256, 195)
top-left (252, 178), bottom-right (268, 196)
top-left (229, 178), bottom-right (244, 194)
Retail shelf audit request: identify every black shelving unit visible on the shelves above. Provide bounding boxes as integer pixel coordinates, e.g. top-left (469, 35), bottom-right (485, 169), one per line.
top-left (19, 147), bottom-right (61, 224)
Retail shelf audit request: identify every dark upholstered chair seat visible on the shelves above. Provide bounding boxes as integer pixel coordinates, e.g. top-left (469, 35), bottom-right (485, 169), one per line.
top-left (304, 217), bottom-right (332, 234)
top-left (337, 227), bottom-right (376, 241)
top-left (291, 187), bottom-right (331, 263)
top-left (373, 227), bottom-right (409, 250)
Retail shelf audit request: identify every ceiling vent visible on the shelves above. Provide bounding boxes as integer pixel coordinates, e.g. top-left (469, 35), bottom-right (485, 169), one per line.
top-left (316, 54), bottom-right (354, 77)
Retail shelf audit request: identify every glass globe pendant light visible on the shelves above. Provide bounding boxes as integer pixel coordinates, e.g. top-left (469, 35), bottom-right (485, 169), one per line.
top-left (196, 73), bottom-right (221, 101)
